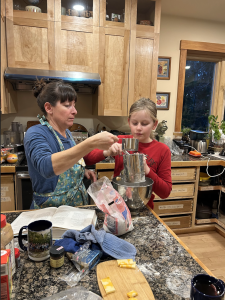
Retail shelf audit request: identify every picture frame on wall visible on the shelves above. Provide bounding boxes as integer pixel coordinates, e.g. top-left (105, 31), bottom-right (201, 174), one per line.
top-left (157, 57), bottom-right (171, 80)
top-left (156, 92), bottom-right (170, 110)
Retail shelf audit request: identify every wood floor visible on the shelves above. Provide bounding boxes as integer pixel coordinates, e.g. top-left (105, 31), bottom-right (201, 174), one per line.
top-left (178, 231), bottom-right (225, 282)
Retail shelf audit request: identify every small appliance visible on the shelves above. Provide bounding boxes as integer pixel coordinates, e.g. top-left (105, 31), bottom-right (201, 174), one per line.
top-left (189, 130), bottom-right (208, 154)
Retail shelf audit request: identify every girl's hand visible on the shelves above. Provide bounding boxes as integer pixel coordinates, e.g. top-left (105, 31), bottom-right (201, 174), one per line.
top-left (144, 156), bottom-right (150, 175)
top-left (84, 169), bottom-right (97, 182)
top-left (103, 142), bottom-right (123, 157)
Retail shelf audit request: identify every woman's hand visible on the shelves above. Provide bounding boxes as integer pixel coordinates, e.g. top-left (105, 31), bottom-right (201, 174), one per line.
top-left (84, 169), bottom-right (97, 182)
top-left (103, 142), bottom-right (123, 157)
top-left (144, 156), bottom-right (150, 175)
top-left (90, 132), bottom-right (119, 150)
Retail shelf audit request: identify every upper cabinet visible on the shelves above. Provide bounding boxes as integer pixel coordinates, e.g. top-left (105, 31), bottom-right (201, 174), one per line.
top-left (98, 0), bottom-right (161, 116)
top-left (6, 0), bottom-right (56, 70)
top-left (2, 0), bottom-right (161, 116)
top-left (54, 0), bottom-right (99, 72)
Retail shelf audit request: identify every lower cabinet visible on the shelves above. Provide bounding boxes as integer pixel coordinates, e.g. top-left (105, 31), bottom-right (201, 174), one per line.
top-left (154, 166), bottom-right (198, 230)
top-left (161, 215), bottom-right (192, 229)
top-left (1, 174), bottom-right (15, 212)
top-left (154, 199), bottom-right (193, 215)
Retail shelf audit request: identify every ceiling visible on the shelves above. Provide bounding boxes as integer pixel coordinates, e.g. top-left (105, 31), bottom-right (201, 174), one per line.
top-left (161, 0), bottom-right (225, 24)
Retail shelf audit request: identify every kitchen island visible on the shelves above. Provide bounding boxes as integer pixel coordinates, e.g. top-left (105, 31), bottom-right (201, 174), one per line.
top-left (6, 206), bottom-right (213, 300)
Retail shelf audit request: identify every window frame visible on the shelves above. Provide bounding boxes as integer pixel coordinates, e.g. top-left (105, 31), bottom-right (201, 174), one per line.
top-left (174, 40), bottom-right (225, 133)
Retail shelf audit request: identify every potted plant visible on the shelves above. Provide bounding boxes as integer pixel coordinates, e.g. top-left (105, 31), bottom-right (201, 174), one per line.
top-left (208, 115), bottom-right (225, 151)
top-left (181, 127), bottom-right (191, 142)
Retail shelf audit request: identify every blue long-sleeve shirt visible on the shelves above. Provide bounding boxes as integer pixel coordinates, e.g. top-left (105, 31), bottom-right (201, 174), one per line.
top-left (24, 124), bottom-right (104, 205)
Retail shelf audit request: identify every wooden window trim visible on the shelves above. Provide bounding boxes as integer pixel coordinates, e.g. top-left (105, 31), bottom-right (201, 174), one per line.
top-left (175, 40), bottom-right (225, 132)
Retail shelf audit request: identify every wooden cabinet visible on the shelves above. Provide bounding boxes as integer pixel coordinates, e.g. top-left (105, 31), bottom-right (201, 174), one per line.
top-left (54, 0), bottom-right (100, 72)
top-left (5, 0), bottom-right (55, 70)
top-left (1, 0), bottom-right (17, 114)
top-left (1, 174), bottom-right (15, 212)
top-left (3, 0), bottom-right (161, 116)
top-left (97, 0), bottom-right (161, 116)
top-left (154, 166), bottom-right (199, 230)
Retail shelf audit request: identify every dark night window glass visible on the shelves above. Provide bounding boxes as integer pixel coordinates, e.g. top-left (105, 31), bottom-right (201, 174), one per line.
top-left (181, 60), bottom-right (216, 131)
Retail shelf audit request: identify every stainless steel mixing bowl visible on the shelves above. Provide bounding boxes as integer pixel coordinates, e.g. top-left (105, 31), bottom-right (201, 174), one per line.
top-left (112, 177), bottom-right (154, 215)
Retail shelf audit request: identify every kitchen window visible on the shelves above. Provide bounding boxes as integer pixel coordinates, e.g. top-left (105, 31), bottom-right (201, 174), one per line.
top-left (181, 60), bottom-right (216, 131)
top-left (174, 40), bottom-right (225, 133)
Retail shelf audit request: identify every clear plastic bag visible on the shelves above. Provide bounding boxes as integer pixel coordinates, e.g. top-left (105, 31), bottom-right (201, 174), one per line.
top-left (87, 177), bottom-right (133, 236)
top-left (41, 286), bottom-right (103, 300)
top-left (59, 268), bottom-right (90, 287)
top-left (71, 241), bottom-right (103, 271)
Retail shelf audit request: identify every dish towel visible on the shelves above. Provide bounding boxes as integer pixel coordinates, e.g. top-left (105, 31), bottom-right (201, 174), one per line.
top-left (58, 224), bottom-right (136, 260)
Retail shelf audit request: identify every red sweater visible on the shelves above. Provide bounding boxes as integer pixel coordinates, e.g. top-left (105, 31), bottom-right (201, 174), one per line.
top-left (114, 135), bottom-right (172, 209)
top-left (83, 149), bottom-right (105, 166)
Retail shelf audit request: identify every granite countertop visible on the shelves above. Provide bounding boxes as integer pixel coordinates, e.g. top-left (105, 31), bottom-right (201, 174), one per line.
top-left (7, 207), bottom-right (207, 300)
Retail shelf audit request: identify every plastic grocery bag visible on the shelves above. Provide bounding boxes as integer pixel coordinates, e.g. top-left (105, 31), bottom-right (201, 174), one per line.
top-left (87, 176), bottom-right (133, 236)
top-left (41, 286), bottom-right (103, 300)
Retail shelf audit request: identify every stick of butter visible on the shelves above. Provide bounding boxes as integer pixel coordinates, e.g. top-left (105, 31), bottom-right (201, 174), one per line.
top-left (127, 290), bottom-right (138, 298)
top-left (117, 259), bottom-right (134, 266)
top-left (119, 262), bottom-right (136, 269)
top-left (100, 277), bottom-right (115, 294)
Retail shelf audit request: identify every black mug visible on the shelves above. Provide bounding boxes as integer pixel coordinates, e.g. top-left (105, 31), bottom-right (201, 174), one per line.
top-left (191, 274), bottom-right (225, 300)
top-left (18, 220), bottom-right (52, 262)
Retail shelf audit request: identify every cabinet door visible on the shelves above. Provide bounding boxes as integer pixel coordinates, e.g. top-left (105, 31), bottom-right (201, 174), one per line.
top-left (1, 174), bottom-right (15, 212)
top-left (1, 0), bottom-right (17, 114)
top-left (97, 26), bottom-right (130, 116)
top-left (6, 0), bottom-right (55, 70)
top-left (54, 0), bottom-right (99, 72)
top-left (128, 0), bottom-right (160, 108)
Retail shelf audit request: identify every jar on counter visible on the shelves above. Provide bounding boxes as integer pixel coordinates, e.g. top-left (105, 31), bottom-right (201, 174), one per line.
top-left (1, 214), bottom-right (16, 275)
top-left (50, 245), bottom-right (65, 269)
top-left (15, 247), bottom-right (21, 269)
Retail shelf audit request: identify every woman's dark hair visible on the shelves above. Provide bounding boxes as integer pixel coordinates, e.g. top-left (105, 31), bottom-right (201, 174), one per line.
top-left (33, 79), bottom-right (77, 115)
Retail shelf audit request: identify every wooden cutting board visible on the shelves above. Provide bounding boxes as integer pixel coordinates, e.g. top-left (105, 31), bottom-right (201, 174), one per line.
top-left (96, 260), bottom-right (155, 300)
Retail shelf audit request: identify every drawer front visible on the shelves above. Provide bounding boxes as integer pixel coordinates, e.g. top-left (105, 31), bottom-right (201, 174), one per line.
top-left (154, 200), bottom-right (193, 215)
top-left (154, 183), bottom-right (195, 200)
top-left (161, 215), bottom-right (192, 229)
top-left (172, 168), bottom-right (196, 181)
top-left (97, 171), bottom-right (114, 180)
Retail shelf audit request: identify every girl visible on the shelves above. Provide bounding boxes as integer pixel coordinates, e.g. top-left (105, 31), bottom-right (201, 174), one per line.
top-left (107, 98), bottom-right (172, 209)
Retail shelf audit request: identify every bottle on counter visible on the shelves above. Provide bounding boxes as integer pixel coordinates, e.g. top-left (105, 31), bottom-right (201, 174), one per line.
top-left (1, 214), bottom-right (16, 275)
top-left (14, 248), bottom-right (20, 269)
top-left (1, 249), bottom-right (13, 300)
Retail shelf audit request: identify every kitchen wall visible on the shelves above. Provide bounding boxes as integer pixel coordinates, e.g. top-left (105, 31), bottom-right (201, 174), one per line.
top-left (1, 91), bottom-right (130, 144)
top-left (157, 14), bottom-right (225, 138)
top-left (2, 14), bottom-right (225, 142)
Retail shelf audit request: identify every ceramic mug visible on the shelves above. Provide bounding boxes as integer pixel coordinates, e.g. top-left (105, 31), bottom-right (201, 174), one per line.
top-left (25, 5), bottom-right (41, 13)
top-left (191, 274), bottom-right (225, 300)
top-left (18, 220), bottom-right (52, 261)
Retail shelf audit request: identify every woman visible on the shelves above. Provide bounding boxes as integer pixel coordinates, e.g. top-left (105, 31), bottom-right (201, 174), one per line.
top-left (108, 98), bottom-right (172, 209)
top-left (24, 79), bottom-right (119, 209)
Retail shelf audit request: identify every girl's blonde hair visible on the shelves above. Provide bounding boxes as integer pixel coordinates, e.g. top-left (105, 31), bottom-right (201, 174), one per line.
top-left (129, 98), bottom-right (158, 140)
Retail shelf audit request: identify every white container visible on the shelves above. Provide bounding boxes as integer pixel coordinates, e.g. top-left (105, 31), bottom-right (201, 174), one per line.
top-left (25, 5), bottom-right (41, 13)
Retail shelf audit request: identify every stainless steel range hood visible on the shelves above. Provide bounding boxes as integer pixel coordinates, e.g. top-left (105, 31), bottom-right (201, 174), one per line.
top-left (4, 67), bottom-right (101, 94)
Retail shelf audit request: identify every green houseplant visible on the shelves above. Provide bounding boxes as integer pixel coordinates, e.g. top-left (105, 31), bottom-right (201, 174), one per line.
top-left (181, 127), bottom-right (191, 142)
top-left (208, 115), bottom-right (225, 142)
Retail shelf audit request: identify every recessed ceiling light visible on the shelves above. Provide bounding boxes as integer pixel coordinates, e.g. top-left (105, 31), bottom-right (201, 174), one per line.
top-left (73, 5), bottom-right (84, 11)
top-left (185, 66), bottom-right (191, 69)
